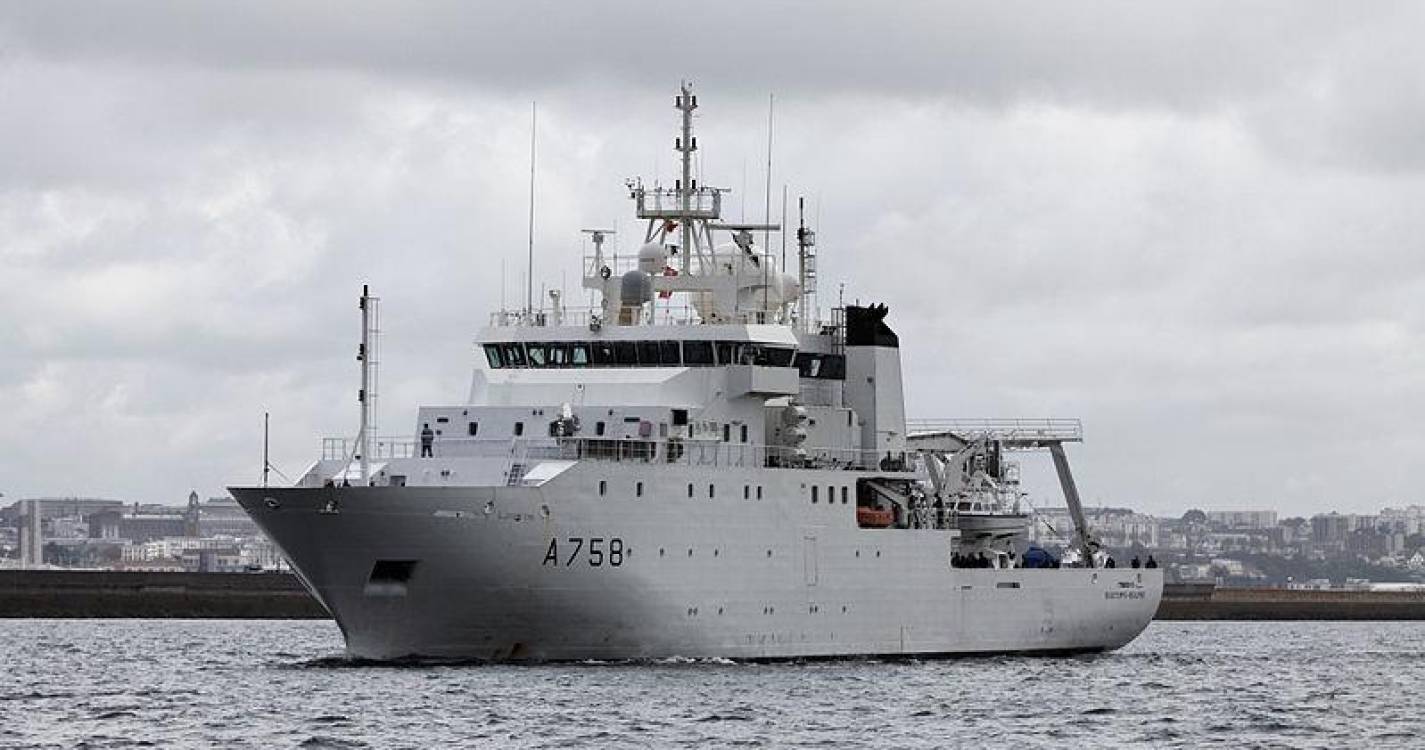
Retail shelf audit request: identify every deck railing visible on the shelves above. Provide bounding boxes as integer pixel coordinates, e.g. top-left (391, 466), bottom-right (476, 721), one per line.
top-left (906, 418), bottom-right (1084, 443)
top-left (320, 435), bottom-right (899, 472)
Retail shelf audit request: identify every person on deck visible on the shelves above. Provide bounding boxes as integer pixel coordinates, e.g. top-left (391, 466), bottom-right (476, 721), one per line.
top-left (420, 423), bottom-right (435, 457)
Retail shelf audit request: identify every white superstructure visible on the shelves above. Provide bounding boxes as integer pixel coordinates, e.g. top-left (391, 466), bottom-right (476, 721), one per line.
top-left (230, 85), bottom-right (1161, 661)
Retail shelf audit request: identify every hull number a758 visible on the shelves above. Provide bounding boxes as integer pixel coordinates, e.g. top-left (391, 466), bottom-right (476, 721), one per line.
top-left (543, 537), bottom-right (625, 567)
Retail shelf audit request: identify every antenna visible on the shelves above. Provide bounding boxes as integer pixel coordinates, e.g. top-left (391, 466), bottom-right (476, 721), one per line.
top-left (262, 411), bottom-right (270, 488)
top-left (763, 93), bottom-right (774, 254)
top-left (526, 101), bottom-right (537, 318)
top-left (780, 184), bottom-right (788, 275)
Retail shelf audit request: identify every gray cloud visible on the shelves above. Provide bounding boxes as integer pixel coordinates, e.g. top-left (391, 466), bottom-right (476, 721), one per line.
top-left (2, 2), bottom-right (1423, 515)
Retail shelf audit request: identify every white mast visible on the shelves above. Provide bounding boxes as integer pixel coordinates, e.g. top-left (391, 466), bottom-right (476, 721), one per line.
top-left (356, 284), bottom-right (380, 483)
top-left (676, 82), bottom-right (696, 273)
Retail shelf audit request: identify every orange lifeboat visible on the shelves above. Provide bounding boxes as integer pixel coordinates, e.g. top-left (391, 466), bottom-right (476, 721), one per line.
top-left (856, 506), bottom-right (894, 528)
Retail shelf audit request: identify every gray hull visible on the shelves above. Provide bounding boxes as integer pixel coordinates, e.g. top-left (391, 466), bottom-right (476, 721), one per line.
top-left (231, 463), bottom-right (1161, 661)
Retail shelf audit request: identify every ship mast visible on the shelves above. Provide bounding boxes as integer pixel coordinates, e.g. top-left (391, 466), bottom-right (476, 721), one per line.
top-left (356, 284), bottom-right (380, 483)
top-left (677, 82), bottom-right (695, 274)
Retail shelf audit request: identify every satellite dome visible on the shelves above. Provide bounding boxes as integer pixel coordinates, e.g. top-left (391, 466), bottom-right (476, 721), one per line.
top-left (637, 242), bottom-right (668, 273)
top-left (620, 269), bottom-right (653, 306)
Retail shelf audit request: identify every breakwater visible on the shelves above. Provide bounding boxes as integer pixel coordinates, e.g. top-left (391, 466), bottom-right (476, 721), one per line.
top-left (5, 571), bottom-right (1425, 620)
top-left (0, 570), bottom-right (328, 619)
top-left (1155, 582), bottom-right (1425, 621)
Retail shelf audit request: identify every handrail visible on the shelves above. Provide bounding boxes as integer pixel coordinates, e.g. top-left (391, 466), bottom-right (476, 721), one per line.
top-left (906, 418), bottom-right (1083, 443)
top-left (319, 435), bottom-right (905, 472)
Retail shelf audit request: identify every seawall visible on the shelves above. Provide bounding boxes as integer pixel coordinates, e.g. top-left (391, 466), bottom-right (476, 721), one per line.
top-left (1155, 582), bottom-right (1425, 621)
top-left (5, 571), bottom-right (1425, 620)
top-left (0, 570), bottom-right (329, 619)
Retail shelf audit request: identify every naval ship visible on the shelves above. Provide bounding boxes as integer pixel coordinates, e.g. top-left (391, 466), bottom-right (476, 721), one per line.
top-left (231, 85), bottom-right (1162, 661)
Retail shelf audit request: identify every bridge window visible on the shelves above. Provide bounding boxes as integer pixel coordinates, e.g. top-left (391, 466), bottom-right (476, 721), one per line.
top-left (659, 340), bottom-right (681, 365)
top-left (637, 340), bottom-right (661, 365)
top-left (570, 343), bottom-right (590, 366)
top-left (683, 340), bottom-right (714, 365)
top-left (483, 344), bottom-right (504, 369)
top-left (526, 343), bottom-right (548, 367)
top-left (591, 342), bottom-right (615, 366)
top-left (614, 341), bottom-right (638, 365)
top-left (547, 343), bottom-right (569, 367)
top-left (716, 341), bottom-right (737, 365)
top-left (501, 343), bottom-right (526, 367)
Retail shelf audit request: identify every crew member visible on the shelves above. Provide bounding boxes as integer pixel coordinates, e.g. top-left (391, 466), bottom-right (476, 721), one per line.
top-left (420, 423), bottom-right (435, 457)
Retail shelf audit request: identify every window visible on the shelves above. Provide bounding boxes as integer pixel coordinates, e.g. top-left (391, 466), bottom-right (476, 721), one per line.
top-left (827, 486), bottom-right (834, 505)
top-left (841, 486), bottom-right (848, 504)
top-left (591, 342), bottom-right (615, 366)
top-left (436, 416), bottom-right (449, 424)
top-left (599, 480), bottom-right (607, 496)
top-left (636, 481), bottom-right (644, 497)
top-left (764, 347), bottom-right (795, 367)
top-left (484, 344), bottom-right (504, 369)
top-left (514, 422), bottom-right (524, 436)
top-left (671, 409), bottom-right (688, 426)
top-left (716, 341), bottom-right (736, 365)
top-left (526, 343), bottom-right (548, 367)
top-left (596, 421), bottom-right (606, 436)
top-left (740, 425), bottom-right (749, 443)
top-left (683, 340), bottom-right (714, 365)
top-left (757, 486), bottom-right (763, 500)
top-left (468, 422), bottom-right (478, 437)
top-left (637, 340), bottom-right (661, 366)
top-left (722, 424), bottom-right (731, 443)
top-left (547, 343), bottom-right (569, 367)
top-left (659, 340), bottom-right (681, 365)
top-left (812, 486), bottom-right (819, 503)
top-left (743, 485), bottom-right (750, 500)
top-left (687, 483), bottom-right (694, 498)
top-left (570, 343), bottom-right (590, 367)
top-left (708, 484), bottom-right (715, 499)
top-left (614, 341), bottom-right (638, 365)
top-left (821, 354), bottom-right (846, 379)
top-left (502, 343), bottom-right (526, 367)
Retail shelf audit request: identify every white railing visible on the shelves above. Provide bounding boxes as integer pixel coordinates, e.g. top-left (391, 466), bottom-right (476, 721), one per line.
top-left (906, 418), bottom-right (1084, 443)
top-left (319, 435), bottom-right (900, 472)
top-left (486, 302), bottom-right (707, 329)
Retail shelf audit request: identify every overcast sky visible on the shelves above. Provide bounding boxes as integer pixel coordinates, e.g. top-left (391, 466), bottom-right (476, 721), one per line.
top-left (3, 2), bottom-right (1423, 516)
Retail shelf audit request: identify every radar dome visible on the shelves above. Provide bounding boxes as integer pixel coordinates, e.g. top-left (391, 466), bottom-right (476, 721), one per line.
top-left (637, 242), bottom-right (668, 273)
top-left (620, 269), bottom-right (653, 306)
